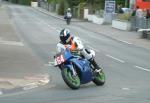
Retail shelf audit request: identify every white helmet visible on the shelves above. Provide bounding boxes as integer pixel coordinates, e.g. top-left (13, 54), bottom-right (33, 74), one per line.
top-left (67, 8), bottom-right (71, 11)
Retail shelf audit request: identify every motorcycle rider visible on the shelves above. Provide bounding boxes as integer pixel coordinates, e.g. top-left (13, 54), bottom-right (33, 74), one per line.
top-left (57, 28), bottom-right (101, 72)
top-left (64, 8), bottom-right (72, 24)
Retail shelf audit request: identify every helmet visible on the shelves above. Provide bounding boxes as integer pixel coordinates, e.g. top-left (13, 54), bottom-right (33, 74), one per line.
top-left (60, 29), bottom-right (71, 44)
top-left (67, 8), bottom-right (71, 12)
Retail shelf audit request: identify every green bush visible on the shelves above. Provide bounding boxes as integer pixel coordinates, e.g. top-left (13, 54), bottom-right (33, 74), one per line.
top-left (117, 13), bottom-right (131, 21)
top-left (31, 0), bottom-right (37, 1)
top-left (78, 2), bottom-right (87, 19)
top-left (9, 0), bottom-right (17, 3)
top-left (18, 0), bottom-right (30, 5)
top-left (9, 0), bottom-right (31, 5)
top-left (58, 0), bottom-right (68, 15)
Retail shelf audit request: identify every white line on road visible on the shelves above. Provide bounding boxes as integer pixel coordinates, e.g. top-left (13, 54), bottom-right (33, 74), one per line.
top-left (118, 40), bottom-right (132, 45)
top-left (106, 54), bottom-right (125, 63)
top-left (23, 83), bottom-right (38, 90)
top-left (0, 40), bottom-right (24, 46)
top-left (86, 45), bottom-right (100, 53)
top-left (122, 88), bottom-right (130, 91)
top-left (44, 62), bottom-right (55, 67)
top-left (134, 65), bottom-right (150, 72)
top-left (80, 38), bottom-right (100, 52)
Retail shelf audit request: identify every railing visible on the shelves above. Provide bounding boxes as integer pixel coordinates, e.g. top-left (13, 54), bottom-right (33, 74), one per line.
top-left (130, 17), bottom-right (150, 31)
top-left (114, 12), bottom-right (150, 31)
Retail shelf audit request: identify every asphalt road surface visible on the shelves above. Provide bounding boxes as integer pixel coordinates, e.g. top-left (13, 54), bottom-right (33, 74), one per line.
top-left (0, 4), bottom-right (150, 103)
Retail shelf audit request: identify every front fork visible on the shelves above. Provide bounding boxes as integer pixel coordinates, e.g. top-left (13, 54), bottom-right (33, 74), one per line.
top-left (70, 62), bottom-right (77, 77)
top-left (60, 62), bottom-right (77, 77)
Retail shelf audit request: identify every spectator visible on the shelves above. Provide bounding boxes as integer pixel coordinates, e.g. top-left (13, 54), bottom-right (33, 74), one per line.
top-left (131, 8), bottom-right (136, 17)
top-left (135, 6), bottom-right (143, 30)
top-left (117, 4), bottom-right (124, 14)
top-left (136, 6), bottom-right (143, 18)
top-left (146, 9), bottom-right (150, 19)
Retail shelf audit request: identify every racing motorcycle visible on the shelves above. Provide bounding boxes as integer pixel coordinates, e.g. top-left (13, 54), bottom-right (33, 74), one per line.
top-left (64, 12), bottom-right (72, 25)
top-left (54, 49), bottom-right (105, 90)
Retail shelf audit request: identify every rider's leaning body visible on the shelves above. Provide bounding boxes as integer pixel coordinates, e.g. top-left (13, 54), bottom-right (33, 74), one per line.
top-left (57, 29), bottom-right (101, 72)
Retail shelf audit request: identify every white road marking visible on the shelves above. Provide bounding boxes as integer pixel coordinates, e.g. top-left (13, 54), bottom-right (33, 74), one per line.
top-left (122, 88), bottom-right (130, 90)
top-left (0, 40), bottom-right (24, 46)
top-left (39, 79), bottom-right (50, 85)
top-left (118, 40), bottom-right (132, 45)
top-left (24, 75), bottom-right (49, 80)
top-left (48, 25), bottom-right (57, 30)
top-left (106, 54), bottom-right (125, 63)
top-left (78, 38), bottom-right (99, 52)
top-left (23, 83), bottom-right (38, 90)
top-left (86, 45), bottom-right (100, 53)
top-left (44, 62), bottom-right (55, 67)
top-left (134, 65), bottom-right (150, 72)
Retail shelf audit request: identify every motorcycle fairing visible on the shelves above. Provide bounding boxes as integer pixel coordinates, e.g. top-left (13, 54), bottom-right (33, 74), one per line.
top-left (70, 58), bottom-right (93, 84)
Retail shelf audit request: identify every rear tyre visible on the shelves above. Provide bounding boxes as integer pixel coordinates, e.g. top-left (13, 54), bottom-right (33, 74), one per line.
top-left (66, 18), bottom-right (71, 25)
top-left (93, 68), bottom-right (105, 86)
top-left (61, 67), bottom-right (80, 90)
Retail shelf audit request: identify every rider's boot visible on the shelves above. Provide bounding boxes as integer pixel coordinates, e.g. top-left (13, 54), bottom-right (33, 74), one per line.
top-left (89, 58), bottom-right (101, 73)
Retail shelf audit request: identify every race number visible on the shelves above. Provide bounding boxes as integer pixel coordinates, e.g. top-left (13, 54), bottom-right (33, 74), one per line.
top-left (55, 54), bottom-right (65, 65)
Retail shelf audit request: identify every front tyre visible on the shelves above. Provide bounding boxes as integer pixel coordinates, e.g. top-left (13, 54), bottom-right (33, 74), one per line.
top-left (61, 67), bottom-right (80, 90)
top-left (93, 68), bottom-right (105, 86)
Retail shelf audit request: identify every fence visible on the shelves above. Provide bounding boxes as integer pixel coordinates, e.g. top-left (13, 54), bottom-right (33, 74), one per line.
top-left (114, 13), bottom-right (150, 31)
top-left (131, 17), bottom-right (150, 31)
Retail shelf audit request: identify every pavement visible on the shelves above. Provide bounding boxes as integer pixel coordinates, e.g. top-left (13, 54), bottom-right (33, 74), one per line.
top-left (0, 5), bottom-right (49, 95)
top-left (35, 7), bottom-right (83, 22)
top-left (35, 7), bottom-right (150, 50)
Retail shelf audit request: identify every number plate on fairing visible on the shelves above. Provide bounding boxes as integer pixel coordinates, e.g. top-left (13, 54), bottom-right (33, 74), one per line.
top-left (54, 54), bottom-right (65, 65)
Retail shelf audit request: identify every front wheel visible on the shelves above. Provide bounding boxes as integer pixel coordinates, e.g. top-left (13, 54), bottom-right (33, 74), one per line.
top-left (93, 68), bottom-right (105, 86)
top-left (61, 67), bottom-right (80, 90)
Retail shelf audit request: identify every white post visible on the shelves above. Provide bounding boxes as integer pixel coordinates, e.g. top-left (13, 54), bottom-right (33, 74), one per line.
top-left (84, 9), bottom-right (89, 19)
top-left (130, 0), bottom-right (135, 9)
top-left (31, 2), bottom-right (38, 8)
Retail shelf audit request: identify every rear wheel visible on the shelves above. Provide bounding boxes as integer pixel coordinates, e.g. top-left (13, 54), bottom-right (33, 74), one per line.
top-left (61, 67), bottom-right (80, 90)
top-left (66, 18), bottom-right (71, 25)
top-left (93, 68), bottom-right (105, 86)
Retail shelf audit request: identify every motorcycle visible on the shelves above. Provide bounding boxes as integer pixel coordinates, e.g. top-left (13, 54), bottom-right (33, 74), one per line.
top-left (64, 12), bottom-right (72, 25)
top-left (54, 49), bottom-right (105, 90)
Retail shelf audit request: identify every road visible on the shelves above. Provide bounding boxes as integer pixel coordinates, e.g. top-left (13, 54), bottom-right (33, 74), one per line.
top-left (0, 4), bottom-right (150, 103)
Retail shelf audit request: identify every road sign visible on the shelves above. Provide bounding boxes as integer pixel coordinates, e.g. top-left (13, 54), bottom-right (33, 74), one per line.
top-left (105, 0), bottom-right (116, 13)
